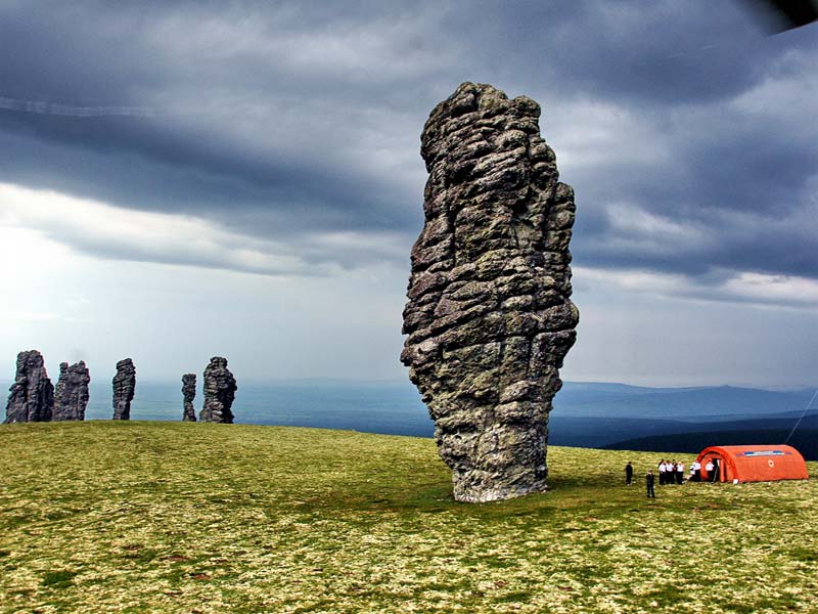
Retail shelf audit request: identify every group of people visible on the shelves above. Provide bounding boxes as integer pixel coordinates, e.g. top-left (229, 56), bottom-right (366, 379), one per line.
top-left (624, 457), bottom-right (722, 499)
top-left (657, 459), bottom-right (685, 485)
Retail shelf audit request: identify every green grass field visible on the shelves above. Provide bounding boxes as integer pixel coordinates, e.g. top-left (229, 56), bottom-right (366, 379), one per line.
top-left (0, 421), bottom-right (816, 614)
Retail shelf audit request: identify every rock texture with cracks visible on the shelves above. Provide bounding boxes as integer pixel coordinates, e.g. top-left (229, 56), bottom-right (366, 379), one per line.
top-left (182, 373), bottom-right (197, 422)
top-left (112, 359), bottom-right (136, 421)
top-left (200, 357), bottom-right (236, 424)
top-left (401, 82), bottom-right (579, 502)
top-left (4, 350), bottom-right (54, 424)
top-left (53, 361), bottom-right (90, 421)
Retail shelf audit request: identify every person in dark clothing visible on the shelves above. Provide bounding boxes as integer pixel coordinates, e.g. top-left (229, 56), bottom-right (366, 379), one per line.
top-left (625, 461), bottom-right (634, 485)
top-left (646, 470), bottom-right (656, 498)
top-left (711, 458), bottom-right (720, 482)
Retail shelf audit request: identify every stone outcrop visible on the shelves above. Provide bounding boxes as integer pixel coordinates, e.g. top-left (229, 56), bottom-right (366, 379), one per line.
top-left (400, 82), bottom-right (579, 502)
top-left (182, 373), bottom-right (197, 422)
top-left (200, 357), bottom-right (236, 424)
top-left (53, 361), bottom-right (91, 421)
top-left (4, 350), bottom-right (54, 423)
top-left (112, 358), bottom-right (136, 420)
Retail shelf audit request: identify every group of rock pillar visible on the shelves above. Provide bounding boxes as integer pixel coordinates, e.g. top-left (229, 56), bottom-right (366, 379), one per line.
top-left (4, 351), bottom-right (238, 425)
top-left (3, 350), bottom-right (138, 423)
top-left (183, 357), bottom-right (237, 424)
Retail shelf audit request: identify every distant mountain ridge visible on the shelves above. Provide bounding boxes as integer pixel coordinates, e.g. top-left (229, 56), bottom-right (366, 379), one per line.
top-left (555, 382), bottom-right (815, 421)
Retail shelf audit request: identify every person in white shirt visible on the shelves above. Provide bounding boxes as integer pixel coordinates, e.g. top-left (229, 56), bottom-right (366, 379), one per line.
top-left (690, 460), bottom-right (701, 482)
top-left (669, 461), bottom-right (677, 485)
top-left (658, 460), bottom-right (667, 485)
top-left (705, 460), bottom-right (715, 482)
top-left (676, 461), bottom-right (685, 485)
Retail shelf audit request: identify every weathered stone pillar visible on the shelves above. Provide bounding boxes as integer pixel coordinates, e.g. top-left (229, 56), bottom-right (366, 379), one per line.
top-left (200, 357), bottom-right (236, 424)
top-left (401, 82), bottom-right (579, 502)
top-left (53, 361), bottom-right (90, 421)
top-left (182, 373), bottom-right (197, 422)
top-left (112, 358), bottom-right (136, 420)
top-left (4, 350), bottom-right (54, 423)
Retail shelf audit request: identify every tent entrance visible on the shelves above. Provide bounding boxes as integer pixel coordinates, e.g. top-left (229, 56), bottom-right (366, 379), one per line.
top-left (699, 452), bottom-right (729, 482)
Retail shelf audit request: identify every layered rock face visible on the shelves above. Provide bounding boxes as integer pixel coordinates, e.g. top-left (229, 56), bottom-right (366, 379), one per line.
top-left (112, 358), bottom-right (136, 420)
top-left (401, 82), bottom-right (579, 502)
top-left (182, 373), bottom-right (197, 422)
top-left (4, 350), bottom-right (54, 423)
top-left (200, 357), bottom-right (236, 424)
top-left (53, 361), bottom-right (91, 421)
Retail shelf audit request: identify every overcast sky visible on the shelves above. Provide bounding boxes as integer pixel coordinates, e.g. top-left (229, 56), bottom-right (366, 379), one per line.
top-left (1, 1), bottom-right (816, 387)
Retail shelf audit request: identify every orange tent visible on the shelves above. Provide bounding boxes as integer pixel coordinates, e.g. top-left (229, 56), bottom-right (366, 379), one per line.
top-left (695, 445), bottom-right (809, 483)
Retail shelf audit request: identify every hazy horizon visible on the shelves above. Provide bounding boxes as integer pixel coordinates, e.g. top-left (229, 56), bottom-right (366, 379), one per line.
top-left (2, 373), bottom-right (816, 394)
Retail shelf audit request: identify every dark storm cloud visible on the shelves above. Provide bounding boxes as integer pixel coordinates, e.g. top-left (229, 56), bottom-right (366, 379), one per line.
top-left (0, 0), bottom-right (816, 296)
top-left (444, 1), bottom-right (777, 104)
top-left (0, 109), bottom-right (415, 234)
top-left (570, 92), bottom-right (818, 280)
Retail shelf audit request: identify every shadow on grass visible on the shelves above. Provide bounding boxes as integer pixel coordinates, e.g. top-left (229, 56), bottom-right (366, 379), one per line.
top-left (41, 570), bottom-right (78, 589)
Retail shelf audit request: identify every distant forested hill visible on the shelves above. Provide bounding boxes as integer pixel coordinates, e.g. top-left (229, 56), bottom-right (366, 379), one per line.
top-left (552, 384), bottom-right (817, 457)
top-left (555, 382), bottom-right (814, 421)
top-left (604, 426), bottom-right (818, 460)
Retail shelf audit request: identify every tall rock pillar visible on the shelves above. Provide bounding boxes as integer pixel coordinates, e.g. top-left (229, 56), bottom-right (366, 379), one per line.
top-left (182, 373), bottom-right (197, 422)
top-left (4, 350), bottom-right (54, 423)
top-left (112, 358), bottom-right (136, 420)
top-left (200, 357), bottom-right (236, 424)
top-left (401, 83), bottom-right (579, 502)
top-left (53, 361), bottom-right (91, 421)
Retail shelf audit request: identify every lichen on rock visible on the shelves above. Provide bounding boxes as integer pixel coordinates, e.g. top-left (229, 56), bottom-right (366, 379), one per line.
top-left (112, 358), bottom-right (136, 420)
top-left (4, 350), bottom-right (54, 424)
top-left (200, 357), bottom-right (236, 424)
top-left (53, 361), bottom-right (90, 421)
top-left (401, 82), bottom-right (579, 502)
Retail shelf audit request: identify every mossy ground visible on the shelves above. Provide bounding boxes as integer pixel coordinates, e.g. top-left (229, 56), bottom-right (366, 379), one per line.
top-left (0, 421), bottom-right (816, 614)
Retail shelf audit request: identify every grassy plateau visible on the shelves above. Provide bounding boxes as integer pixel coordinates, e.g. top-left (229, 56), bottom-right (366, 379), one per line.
top-left (0, 421), bottom-right (816, 614)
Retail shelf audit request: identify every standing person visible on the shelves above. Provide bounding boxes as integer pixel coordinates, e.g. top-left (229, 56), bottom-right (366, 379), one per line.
top-left (690, 460), bottom-right (701, 482)
top-left (705, 459), bottom-right (714, 482)
top-left (658, 459), bottom-right (666, 485)
top-left (625, 461), bottom-right (634, 486)
top-left (676, 460), bottom-right (685, 485)
top-left (646, 470), bottom-right (656, 499)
